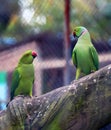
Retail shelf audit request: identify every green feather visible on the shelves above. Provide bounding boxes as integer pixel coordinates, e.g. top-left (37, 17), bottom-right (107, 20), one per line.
top-left (11, 69), bottom-right (20, 100)
top-left (72, 26), bottom-right (99, 80)
top-left (89, 46), bottom-right (99, 70)
top-left (72, 49), bottom-right (77, 67)
top-left (10, 50), bottom-right (36, 100)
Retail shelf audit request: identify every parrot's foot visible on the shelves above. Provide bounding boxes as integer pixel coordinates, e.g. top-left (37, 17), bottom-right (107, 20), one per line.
top-left (16, 95), bottom-right (25, 98)
top-left (71, 80), bottom-right (77, 84)
top-left (91, 70), bottom-right (95, 73)
top-left (26, 95), bottom-right (33, 99)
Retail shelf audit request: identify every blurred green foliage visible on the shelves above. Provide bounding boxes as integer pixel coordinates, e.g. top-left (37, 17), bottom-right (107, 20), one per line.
top-left (0, 0), bottom-right (111, 41)
top-left (70, 0), bottom-right (111, 40)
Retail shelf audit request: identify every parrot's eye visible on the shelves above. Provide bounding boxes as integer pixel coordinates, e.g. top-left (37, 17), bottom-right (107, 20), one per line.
top-left (74, 29), bottom-right (77, 32)
top-left (74, 29), bottom-right (79, 33)
top-left (24, 53), bottom-right (31, 58)
top-left (26, 54), bottom-right (29, 56)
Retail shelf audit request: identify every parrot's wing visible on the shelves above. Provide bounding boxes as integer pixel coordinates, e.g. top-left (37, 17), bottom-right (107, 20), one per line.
top-left (89, 46), bottom-right (99, 70)
top-left (11, 68), bottom-right (21, 100)
top-left (72, 49), bottom-right (77, 67)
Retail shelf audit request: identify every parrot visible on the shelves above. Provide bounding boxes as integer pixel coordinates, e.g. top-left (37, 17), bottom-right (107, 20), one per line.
top-left (10, 50), bottom-right (37, 100)
top-left (72, 26), bottom-right (99, 80)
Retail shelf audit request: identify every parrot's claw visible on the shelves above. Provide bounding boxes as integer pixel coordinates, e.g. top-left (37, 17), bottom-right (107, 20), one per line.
top-left (26, 95), bottom-right (33, 98)
top-left (71, 79), bottom-right (78, 84)
top-left (91, 70), bottom-right (95, 73)
top-left (16, 95), bottom-right (25, 98)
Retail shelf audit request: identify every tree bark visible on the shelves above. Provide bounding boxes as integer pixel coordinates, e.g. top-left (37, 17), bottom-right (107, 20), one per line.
top-left (1, 64), bottom-right (111, 130)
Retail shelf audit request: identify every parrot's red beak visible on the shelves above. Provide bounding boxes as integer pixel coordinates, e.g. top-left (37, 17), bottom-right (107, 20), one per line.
top-left (32, 51), bottom-right (37, 58)
top-left (73, 31), bottom-right (76, 37)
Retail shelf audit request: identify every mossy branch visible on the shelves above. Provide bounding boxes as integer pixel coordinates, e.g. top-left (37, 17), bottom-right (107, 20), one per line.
top-left (0, 64), bottom-right (111, 130)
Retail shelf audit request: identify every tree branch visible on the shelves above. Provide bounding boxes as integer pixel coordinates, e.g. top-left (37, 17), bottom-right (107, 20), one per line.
top-left (0, 64), bottom-right (111, 130)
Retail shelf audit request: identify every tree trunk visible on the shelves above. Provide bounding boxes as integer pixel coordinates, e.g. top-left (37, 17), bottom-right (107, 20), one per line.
top-left (1, 64), bottom-right (111, 130)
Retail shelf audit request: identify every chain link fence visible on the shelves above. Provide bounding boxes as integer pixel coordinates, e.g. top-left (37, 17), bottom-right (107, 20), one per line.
top-left (0, 0), bottom-right (111, 112)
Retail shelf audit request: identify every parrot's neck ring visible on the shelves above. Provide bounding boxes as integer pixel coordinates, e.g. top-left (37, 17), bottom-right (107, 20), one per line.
top-left (79, 29), bottom-right (88, 38)
top-left (82, 30), bottom-right (88, 35)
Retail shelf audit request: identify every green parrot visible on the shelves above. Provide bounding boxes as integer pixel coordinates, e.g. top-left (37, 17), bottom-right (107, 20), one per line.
top-left (72, 26), bottom-right (99, 80)
top-left (10, 50), bottom-right (37, 100)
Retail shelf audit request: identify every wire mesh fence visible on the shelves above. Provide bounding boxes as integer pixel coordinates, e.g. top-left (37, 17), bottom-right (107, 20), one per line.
top-left (0, 0), bottom-right (111, 112)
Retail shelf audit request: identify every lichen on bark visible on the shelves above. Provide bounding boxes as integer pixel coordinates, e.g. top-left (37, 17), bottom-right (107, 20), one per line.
top-left (0, 64), bottom-right (111, 130)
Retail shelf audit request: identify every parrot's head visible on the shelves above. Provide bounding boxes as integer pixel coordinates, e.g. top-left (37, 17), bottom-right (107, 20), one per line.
top-left (19, 50), bottom-right (37, 64)
top-left (73, 26), bottom-right (87, 38)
